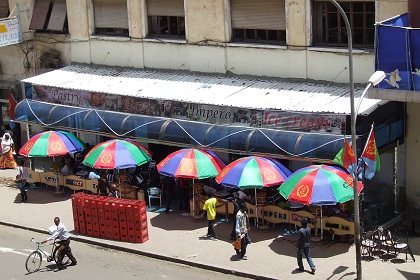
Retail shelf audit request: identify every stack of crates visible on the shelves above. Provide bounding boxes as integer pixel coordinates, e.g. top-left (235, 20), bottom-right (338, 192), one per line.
top-left (70, 193), bottom-right (148, 243)
top-left (126, 200), bottom-right (148, 243)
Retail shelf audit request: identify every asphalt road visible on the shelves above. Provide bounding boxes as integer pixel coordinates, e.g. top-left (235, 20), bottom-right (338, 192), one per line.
top-left (0, 225), bottom-right (250, 280)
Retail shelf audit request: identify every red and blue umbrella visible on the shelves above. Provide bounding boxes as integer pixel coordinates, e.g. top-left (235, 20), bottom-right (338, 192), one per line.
top-left (157, 148), bottom-right (223, 179)
top-left (123, 139), bottom-right (153, 158)
top-left (82, 139), bottom-right (151, 169)
top-left (278, 164), bottom-right (363, 206)
top-left (215, 156), bottom-right (290, 189)
top-left (19, 131), bottom-right (85, 157)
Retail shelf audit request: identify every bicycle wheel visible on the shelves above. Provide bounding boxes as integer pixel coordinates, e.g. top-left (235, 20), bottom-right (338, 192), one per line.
top-left (25, 251), bottom-right (42, 273)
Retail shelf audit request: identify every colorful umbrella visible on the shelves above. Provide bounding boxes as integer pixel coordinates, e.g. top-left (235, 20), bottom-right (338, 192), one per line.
top-left (215, 156), bottom-right (291, 228)
top-left (215, 156), bottom-right (290, 189)
top-left (19, 130), bottom-right (85, 157)
top-left (278, 164), bottom-right (363, 239)
top-left (157, 148), bottom-right (224, 216)
top-left (123, 139), bottom-right (153, 158)
top-left (278, 164), bottom-right (363, 206)
top-left (157, 148), bottom-right (223, 179)
top-left (82, 139), bottom-right (151, 169)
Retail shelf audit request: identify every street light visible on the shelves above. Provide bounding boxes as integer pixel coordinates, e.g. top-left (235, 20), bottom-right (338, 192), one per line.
top-left (326, 1), bottom-right (357, 279)
top-left (328, 1), bottom-right (388, 279)
top-left (356, 71), bottom-right (386, 115)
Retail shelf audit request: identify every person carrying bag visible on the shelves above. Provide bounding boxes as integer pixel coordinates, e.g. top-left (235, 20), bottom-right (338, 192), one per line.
top-left (16, 159), bottom-right (28, 202)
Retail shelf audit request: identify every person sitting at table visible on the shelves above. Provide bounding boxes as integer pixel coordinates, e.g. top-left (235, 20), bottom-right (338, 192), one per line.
top-left (106, 170), bottom-right (119, 183)
top-left (97, 171), bottom-right (110, 196)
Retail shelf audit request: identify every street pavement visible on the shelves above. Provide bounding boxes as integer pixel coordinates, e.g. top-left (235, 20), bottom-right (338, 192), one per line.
top-left (0, 168), bottom-right (419, 280)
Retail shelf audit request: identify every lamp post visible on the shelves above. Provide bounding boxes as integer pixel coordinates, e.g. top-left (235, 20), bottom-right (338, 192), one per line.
top-left (328, 2), bottom-right (387, 279)
top-left (326, 1), bottom-right (358, 279)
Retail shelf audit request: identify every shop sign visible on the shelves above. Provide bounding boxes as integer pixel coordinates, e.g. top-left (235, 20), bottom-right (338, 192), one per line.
top-left (0, 17), bottom-right (22, 47)
top-left (31, 85), bottom-right (345, 134)
top-left (65, 179), bottom-right (83, 186)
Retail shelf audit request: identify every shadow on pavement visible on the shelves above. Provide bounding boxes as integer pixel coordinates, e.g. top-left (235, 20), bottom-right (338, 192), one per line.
top-left (268, 235), bottom-right (352, 258)
top-left (397, 269), bottom-right (420, 279)
top-left (10, 187), bottom-right (71, 205)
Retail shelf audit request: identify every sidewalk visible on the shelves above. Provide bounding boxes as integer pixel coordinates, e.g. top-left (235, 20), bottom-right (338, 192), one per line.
top-left (1, 168), bottom-right (419, 280)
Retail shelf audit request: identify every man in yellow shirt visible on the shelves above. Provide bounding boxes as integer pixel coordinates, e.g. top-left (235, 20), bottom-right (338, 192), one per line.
top-left (203, 197), bottom-right (218, 240)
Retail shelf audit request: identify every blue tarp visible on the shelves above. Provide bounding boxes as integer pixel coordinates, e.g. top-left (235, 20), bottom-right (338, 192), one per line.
top-left (375, 13), bottom-right (420, 91)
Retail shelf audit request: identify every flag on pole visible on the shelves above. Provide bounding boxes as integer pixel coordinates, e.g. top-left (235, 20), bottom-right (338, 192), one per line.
top-left (8, 91), bottom-right (17, 120)
top-left (361, 125), bottom-right (380, 180)
top-left (8, 91), bottom-right (17, 129)
top-left (333, 139), bottom-right (357, 174)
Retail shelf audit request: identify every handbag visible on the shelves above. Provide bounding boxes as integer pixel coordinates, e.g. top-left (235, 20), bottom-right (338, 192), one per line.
top-left (232, 237), bottom-right (241, 250)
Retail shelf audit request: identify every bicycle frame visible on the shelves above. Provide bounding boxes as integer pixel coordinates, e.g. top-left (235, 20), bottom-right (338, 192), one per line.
top-left (30, 238), bottom-right (57, 261)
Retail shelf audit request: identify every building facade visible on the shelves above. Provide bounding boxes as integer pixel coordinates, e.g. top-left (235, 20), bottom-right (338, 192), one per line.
top-left (0, 0), bottom-right (411, 223)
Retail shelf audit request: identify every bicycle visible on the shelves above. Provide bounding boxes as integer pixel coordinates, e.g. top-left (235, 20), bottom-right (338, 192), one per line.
top-left (25, 238), bottom-right (69, 273)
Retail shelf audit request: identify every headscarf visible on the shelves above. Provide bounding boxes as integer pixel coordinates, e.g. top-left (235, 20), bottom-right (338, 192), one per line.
top-left (1, 133), bottom-right (13, 154)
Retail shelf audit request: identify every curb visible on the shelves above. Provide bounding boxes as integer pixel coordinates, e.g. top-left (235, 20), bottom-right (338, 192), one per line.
top-left (0, 220), bottom-right (276, 280)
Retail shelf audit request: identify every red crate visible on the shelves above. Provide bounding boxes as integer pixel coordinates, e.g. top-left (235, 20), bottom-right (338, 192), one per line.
top-left (92, 217), bottom-right (100, 237)
top-left (135, 227), bottom-right (149, 243)
top-left (120, 223), bottom-right (128, 242)
top-left (72, 212), bottom-right (80, 233)
top-left (134, 219), bottom-right (148, 230)
top-left (127, 228), bottom-right (136, 243)
top-left (112, 223), bottom-right (120, 241)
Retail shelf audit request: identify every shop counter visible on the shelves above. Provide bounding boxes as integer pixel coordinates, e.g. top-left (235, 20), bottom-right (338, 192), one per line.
top-left (322, 216), bottom-right (354, 240)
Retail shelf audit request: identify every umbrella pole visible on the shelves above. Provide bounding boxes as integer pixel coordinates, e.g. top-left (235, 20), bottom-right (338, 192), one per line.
top-left (192, 179), bottom-right (195, 217)
top-left (255, 189), bottom-right (258, 228)
top-left (320, 206), bottom-right (323, 240)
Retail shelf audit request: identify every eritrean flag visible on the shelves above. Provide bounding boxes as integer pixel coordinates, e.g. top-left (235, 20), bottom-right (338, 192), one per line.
top-left (361, 125), bottom-right (380, 180)
top-left (333, 139), bottom-right (357, 175)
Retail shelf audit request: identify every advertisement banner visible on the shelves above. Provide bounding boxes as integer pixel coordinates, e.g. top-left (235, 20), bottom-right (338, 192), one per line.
top-left (31, 85), bottom-right (345, 134)
top-left (0, 17), bottom-right (21, 47)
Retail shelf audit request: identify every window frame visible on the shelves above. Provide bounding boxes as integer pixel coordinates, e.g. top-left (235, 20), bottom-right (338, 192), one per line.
top-left (148, 15), bottom-right (185, 38)
top-left (92, 0), bottom-right (129, 37)
top-left (312, 0), bottom-right (375, 49)
top-left (146, 0), bottom-right (185, 39)
top-left (230, 0), bottom-right (287, 45)
top-left (29, 0), bottom-right (68, 34)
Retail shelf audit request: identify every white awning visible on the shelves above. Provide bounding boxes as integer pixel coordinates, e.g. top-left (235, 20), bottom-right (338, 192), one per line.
top-left (22, 64), bottom-right (387, 116)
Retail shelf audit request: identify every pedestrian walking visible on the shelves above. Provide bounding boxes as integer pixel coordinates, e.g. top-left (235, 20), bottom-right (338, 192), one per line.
top-left (295, 217), bottom-right (316, 274)
top-left (203, 197), bottom-right (218, 240)
top-left (235, 202), bottom-right (251, 259)
top-left (42, 217), bottom-right (77, 271)
top-left (16, 159), bottom-right (28, 202)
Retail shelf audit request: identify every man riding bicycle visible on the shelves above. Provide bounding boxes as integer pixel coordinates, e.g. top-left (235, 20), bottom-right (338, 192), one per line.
top-left (42, 217), bottom-right (77, 271)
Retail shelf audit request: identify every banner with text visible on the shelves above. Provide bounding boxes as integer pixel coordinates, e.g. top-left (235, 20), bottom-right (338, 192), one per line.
top-left (31, 85), bottom-right (345, 134)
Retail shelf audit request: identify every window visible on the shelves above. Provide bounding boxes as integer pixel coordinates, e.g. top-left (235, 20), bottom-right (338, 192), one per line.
top-left (147, 0), bottom-right (185, 38)
top-left (93, 0), bottom-right (129, 36)
top-left (230, 0), bottom-right (286, 45)
top-left (29, 0), bottom-right (68, 33)
top-left (0, 0), bottom-right (9, 18)
top-left (312, 1), bottom-right (375, 48)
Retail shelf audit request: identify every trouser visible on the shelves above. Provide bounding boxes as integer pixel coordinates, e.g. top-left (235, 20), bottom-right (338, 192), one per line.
top-left (241, 233), bottom-right (249, 257)
top-left (297, 247), bottom-right (316, 270)
top-left (18, 182), bottom-right (28, 201)
top-left (57, 239), bottom-right (77, 266)
top-left (207, 219), bottom-right (216, 238)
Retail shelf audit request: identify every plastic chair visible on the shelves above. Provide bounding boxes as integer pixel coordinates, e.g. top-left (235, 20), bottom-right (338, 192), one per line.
top-left (361, 232), bottom-right (376, 257)
top-left (147, 187), bottom-right (162, 208)
top-left (390, 231), bottom-right (416, 262)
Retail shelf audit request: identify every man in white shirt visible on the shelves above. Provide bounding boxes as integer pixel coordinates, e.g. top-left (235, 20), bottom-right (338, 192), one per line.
top-left (42, 217), bottom-right (77, 271)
